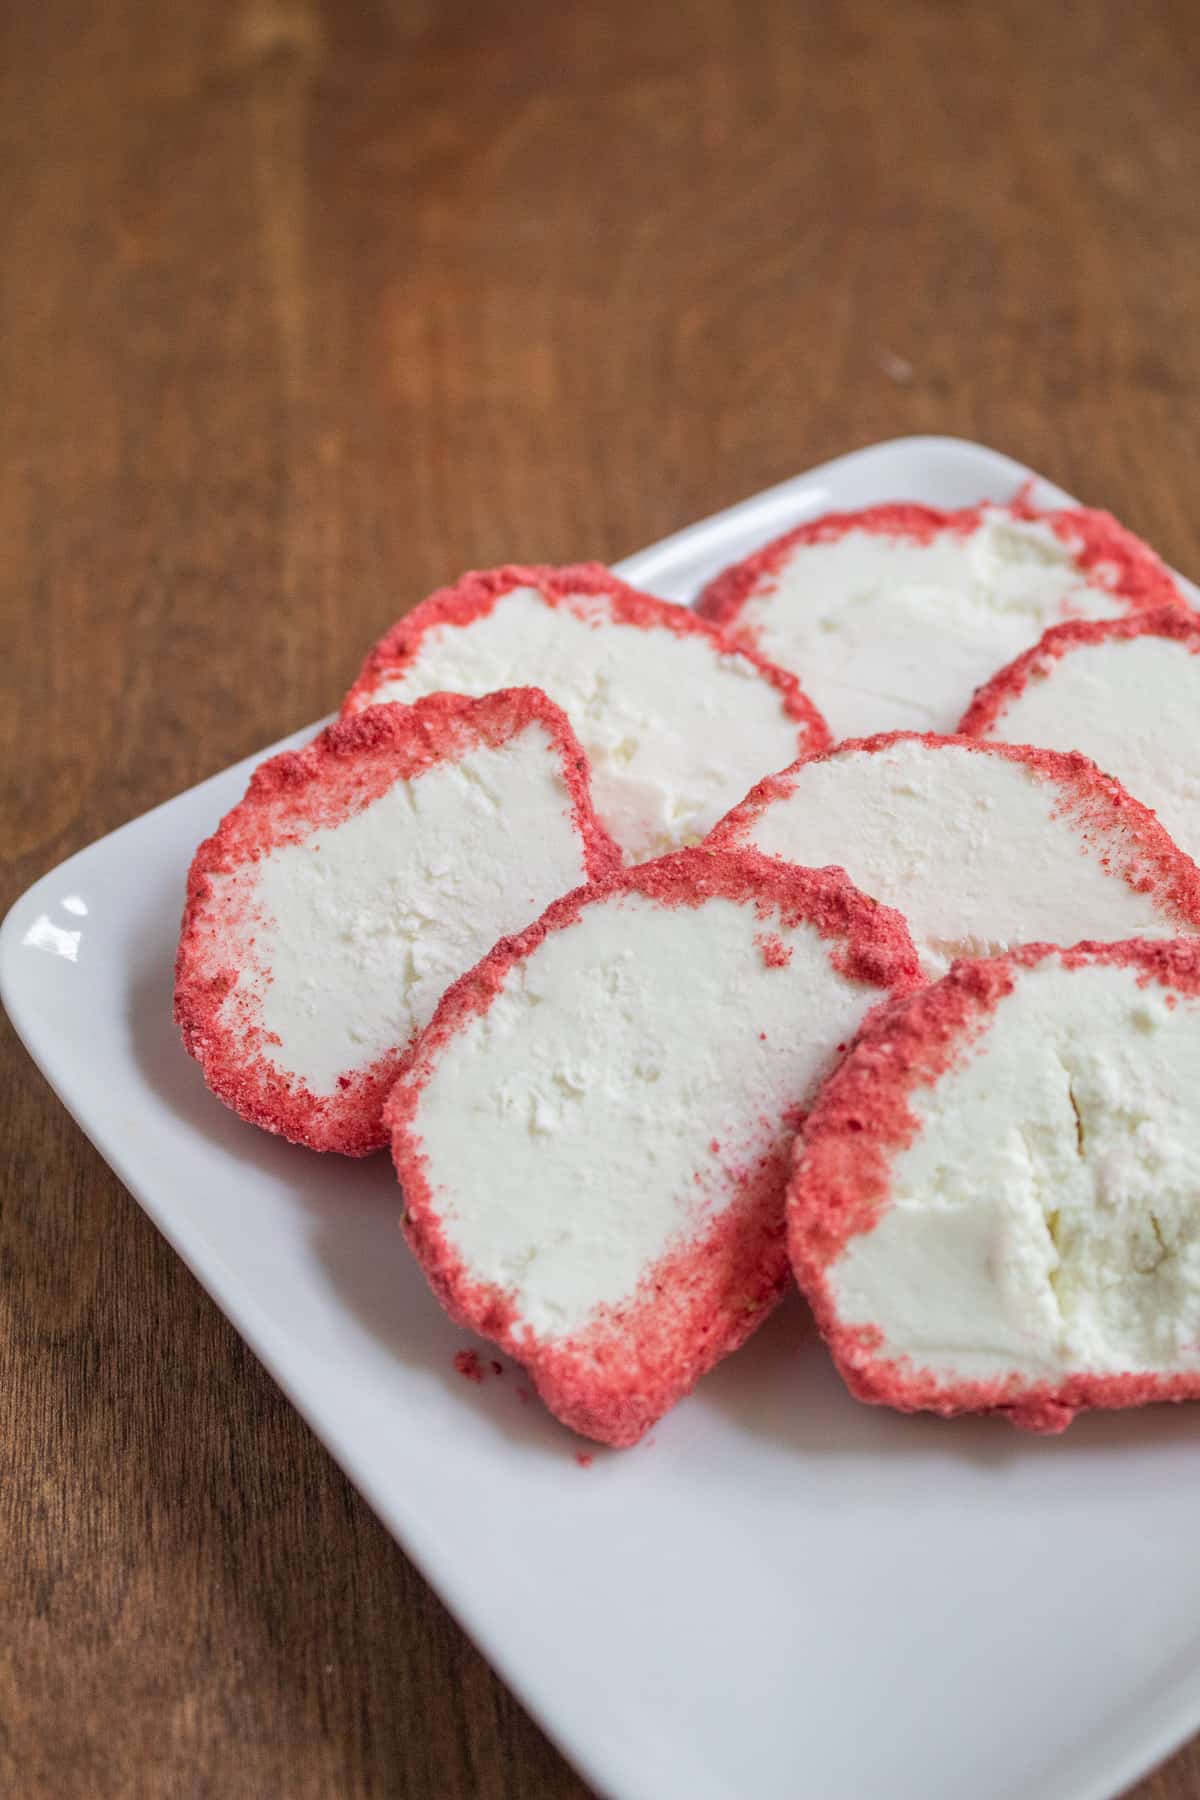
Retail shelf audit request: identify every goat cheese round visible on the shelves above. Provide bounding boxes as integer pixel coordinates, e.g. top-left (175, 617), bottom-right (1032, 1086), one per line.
top-left (789, 941), bottom-right (1200, 1431)
top-left (342, 564), bottom-right (828, 862)
top-left (707, 732), bottom-right (1200, 979)
top-left (696, 501), bottom-right (1181, 739)
top-left (175, 689), bottom-right (620, 1155)
top-left (387, 849), bottom-right (920, 1446)
top-left (960, 606), bottom-right (1200, 862)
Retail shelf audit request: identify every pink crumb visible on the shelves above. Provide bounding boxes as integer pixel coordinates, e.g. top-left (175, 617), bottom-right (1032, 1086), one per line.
top-left (453, 1349), bottom-right (486, 1383)
top-left (575, 1452), bottom-right (594, 1469)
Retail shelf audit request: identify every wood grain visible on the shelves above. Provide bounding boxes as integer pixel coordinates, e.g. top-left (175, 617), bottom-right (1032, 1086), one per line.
top-left (3, 0), bottom-right (1199, 1793)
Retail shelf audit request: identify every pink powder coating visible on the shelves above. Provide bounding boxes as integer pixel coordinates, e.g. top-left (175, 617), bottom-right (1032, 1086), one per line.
top-left (385, 848), bottom-right (922, 1448)
top-left (706, 730), bottom-right (1200, 934)
top-left (696, 499), bottom-right (1186, 651)
top-left (174, 688), bottom-right (622, 1158)
top-left (789, 938), bottom-right (1200, 1432)
top-left (959, 604), bottom-right (1200, 738)
top-left (341, 560), bottom-right (831, 755)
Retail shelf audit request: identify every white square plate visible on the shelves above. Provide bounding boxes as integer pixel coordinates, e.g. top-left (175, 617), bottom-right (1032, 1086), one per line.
top-left (5, 437), bottom-right (1200, 1800)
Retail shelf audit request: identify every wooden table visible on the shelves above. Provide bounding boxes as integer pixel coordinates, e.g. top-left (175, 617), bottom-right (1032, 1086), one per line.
top-left (3, 1), bottom-right (1198, 1793)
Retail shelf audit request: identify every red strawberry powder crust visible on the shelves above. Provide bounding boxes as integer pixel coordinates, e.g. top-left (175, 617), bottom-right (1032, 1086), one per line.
top-left (341, 561), bottom-right (831, 754)
top-left (696, 499), bottom-right (1186, 647)
top-left (958, 604), bottom-right (1200, 738)
top-left (385, 847), bottom-right (922, 1448)
top-left (789, 938), bottom-right (1200, 1432)
top-left (706, 730), bottom-right (1200, 933)
top-left (175, 688), bottom-right (621, 1157)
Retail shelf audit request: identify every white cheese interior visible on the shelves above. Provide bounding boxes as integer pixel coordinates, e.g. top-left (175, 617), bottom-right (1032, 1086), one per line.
top-left (212, 726), bottom-right (590, 1095)
top-left (738, 737), bottom-right (1183, 978)
top-left (352, 588), bottom-right (802, 862)
top-left (734, 511), bottom-right (1127, 739)
top-left (412, 890), bottom-right (882, 1339)
top-left (976, 633), bottom-right (1200, 862)
top-left (830, 959), bottom-right (1200, 1382)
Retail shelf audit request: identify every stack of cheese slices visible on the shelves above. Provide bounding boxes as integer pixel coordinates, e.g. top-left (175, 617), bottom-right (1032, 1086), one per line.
top-left (176, 499), bottom-right (1200, 1447)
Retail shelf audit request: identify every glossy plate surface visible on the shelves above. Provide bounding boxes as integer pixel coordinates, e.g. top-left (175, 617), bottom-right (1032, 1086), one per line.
top-left (5, 438), bottom-right (1200, 1800)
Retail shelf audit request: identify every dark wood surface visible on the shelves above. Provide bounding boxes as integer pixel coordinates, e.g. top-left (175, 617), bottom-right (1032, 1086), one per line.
top-left (3, 1), bottom-right (1199, 1793)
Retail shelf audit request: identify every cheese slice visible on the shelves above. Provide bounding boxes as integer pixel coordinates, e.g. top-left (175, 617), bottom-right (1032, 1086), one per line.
top-left (343, 563), bottom-right (828, 862)
top-left (790, 942), bottom-right (1200, 1430)
top-left (697, 502), bottom-right (1181, 739)
top-left (708, 733), bottom-right (1200, 978)
top-left (387, 850), bottom-right (920, 1446)
top-left (175, 689), bottom-right (619, 1155)
top-left (961, 607), bottom-right (1200, 862)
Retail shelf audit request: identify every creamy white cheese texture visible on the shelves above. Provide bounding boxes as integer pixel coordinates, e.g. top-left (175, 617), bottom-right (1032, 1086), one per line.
top-left (830, 958), bottom-right (1200, 1382)
top-left (212, 726), bottom-right (590, 1095)
top-left (735, 738), bottom-right (1184, 979)
top-left (412, 890), bottom-right (882, 1339)
top-left (349, 587), bottom-right (803, 861)
top-left (732, 511), bottom-right (1128, 739)
top-left (976, 633), bottom-right (1200, 863)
